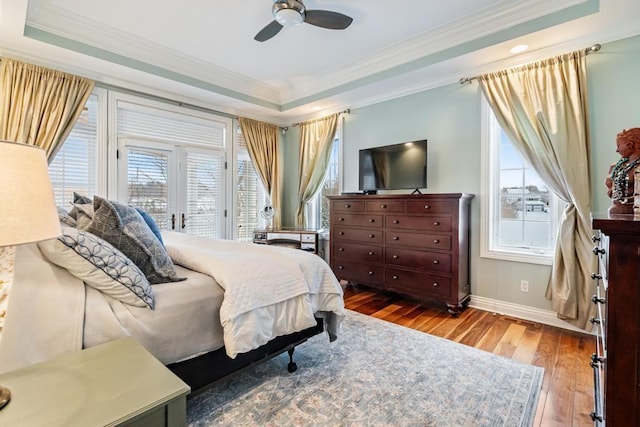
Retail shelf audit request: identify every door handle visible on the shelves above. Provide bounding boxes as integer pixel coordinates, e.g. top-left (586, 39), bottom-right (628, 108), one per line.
top-left (181, 213), bottom-right (186, 229)
top-left (171, 214), bottom-right (176, 230)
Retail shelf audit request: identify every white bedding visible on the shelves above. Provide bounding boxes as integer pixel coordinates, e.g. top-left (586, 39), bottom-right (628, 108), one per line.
top-left (163, 231), bottom-right (345, 358)
top-left (0, 233), bottom-right (345, 372)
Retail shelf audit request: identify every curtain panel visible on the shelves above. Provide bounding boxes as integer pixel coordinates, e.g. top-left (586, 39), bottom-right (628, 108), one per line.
top-left (0, 57), bottom-right (95, 161)
top-left (478, 50), bottom-right (596, 330)
top-left (238, 117), bottom-right (282, 229)
top-left (296, 113), bottom-right (338, 228)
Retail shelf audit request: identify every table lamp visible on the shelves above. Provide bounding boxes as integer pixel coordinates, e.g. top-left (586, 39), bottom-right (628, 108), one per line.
top-left (0, 141), bottom-right (61, 410)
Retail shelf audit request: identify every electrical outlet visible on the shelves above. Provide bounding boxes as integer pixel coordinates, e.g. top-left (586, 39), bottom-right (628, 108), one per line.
top-left (520, 280), bottom-right (529, 293)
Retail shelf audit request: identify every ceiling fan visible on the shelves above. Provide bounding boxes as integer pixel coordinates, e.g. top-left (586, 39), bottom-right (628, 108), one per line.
top-left (254, 0), bottom-right (353, 42)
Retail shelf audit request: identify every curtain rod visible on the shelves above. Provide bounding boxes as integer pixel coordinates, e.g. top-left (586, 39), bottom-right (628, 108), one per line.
top-left (458, 43), bottom-right (601, 85)
top-left (290, 109), bottom-right (351, 127)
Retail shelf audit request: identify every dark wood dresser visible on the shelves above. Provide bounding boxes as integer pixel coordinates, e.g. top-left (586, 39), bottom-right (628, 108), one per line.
top-left (591, 213), bottom-right (640, 426)
top-left (328, 193), bottom-right (473, 314)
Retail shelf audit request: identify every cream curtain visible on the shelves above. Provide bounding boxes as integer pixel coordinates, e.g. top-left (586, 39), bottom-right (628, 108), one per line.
top-left (478, 50), bottom-right (596, 330)
top-left (238, 117), bottom-right (282, 229)
top-left (0, 57), bottom-right (95, 161)
top-left (296, 114), bottom-right (339, 228)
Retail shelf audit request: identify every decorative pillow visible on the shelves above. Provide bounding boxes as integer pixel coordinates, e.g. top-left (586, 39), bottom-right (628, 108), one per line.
top-left (135, 207), bottom-right (165, 246)
top-left (81, 196), bottom-right (184, 284)
top-left (72, 202), bottom-right (94, 229)
top-left (68, 192), bottom-right (93, 220)
top-left (38, 226), bottom-right (154, 309)
top-left (57, 207), bottom-right (77, 227)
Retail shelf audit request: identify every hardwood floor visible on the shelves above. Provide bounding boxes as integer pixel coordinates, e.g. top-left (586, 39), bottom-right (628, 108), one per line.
top-left (342, 284), bottom-right (596, 427)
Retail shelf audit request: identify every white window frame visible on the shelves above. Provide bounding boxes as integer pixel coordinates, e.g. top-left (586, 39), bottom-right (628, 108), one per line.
top-left (480, 97), bottom-right (561, 266)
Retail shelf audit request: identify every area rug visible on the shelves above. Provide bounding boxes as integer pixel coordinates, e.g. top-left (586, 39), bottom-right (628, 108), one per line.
top-left (187, 310), bottom-right (544, 427)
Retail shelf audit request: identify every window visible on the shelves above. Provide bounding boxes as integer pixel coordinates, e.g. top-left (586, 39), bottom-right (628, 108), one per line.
top-left (481, 98), bottom-right (562, 265)
top-left (113, 95), bottom-right (230, 239)
top-left (49, 91), bottom-right (102, 208)
top-left (308, 128), bottom-right (341, 231)
top-left (234, 125), bottom-right (267, 241)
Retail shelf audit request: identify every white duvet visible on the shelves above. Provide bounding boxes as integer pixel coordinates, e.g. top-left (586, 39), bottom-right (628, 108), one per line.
top-left (163, 232), bottom-right (345, 358)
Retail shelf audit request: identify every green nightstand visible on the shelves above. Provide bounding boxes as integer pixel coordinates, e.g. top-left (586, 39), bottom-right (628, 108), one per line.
top-left (0, 337), bottom-right (190, 426)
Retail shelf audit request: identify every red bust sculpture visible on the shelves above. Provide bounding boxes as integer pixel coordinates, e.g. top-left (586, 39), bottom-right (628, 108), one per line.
top-left (605, 128), bottom-right (640, 214)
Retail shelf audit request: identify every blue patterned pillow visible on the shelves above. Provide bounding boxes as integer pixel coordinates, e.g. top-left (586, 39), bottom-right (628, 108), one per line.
top-left (135, 207), bottom-right (164, 246)
top-left (38, 226), bottom-right (154, 309)
top-left (82, 197), bottom-right (184, 284)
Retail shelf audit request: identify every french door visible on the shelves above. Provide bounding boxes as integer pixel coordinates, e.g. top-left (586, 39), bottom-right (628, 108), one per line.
top-left (118, 139), bottom-right (227, 239)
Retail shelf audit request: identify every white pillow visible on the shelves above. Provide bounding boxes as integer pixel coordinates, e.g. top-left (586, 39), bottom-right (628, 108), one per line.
top-left (38, 226), bottom-right (154, 309)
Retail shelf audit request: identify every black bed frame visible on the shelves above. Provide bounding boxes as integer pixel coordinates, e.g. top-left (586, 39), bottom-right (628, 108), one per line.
top-left (167, 317), bottom-right (324, 394)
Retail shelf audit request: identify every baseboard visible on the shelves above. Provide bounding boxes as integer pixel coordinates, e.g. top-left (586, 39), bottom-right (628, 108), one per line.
top-left (469, 295), bottom-right (594, 335)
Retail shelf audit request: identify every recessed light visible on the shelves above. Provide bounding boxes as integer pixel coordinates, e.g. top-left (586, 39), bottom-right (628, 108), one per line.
top-left (510, 44), bottom-right (529, 54)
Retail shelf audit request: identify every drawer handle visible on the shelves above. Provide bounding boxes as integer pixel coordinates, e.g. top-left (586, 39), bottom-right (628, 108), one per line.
top-left (381, 204), bottom-right (387, 208)
top-left (433, 282), bottom-right (439, 287)
top-left (393, 236), bottom-right (399, 240)
top-left (368, 251), bottom-right (374, 256)
top-left (345, 204), bottom-right (351, 208)
top-left (392, 275), bottom-right (398, 280)
top-left (591, 235), bottom-right (601, 242)
top-left (392, 254), bottom-right (398, 259)
top-left (368, 271), bottom-right (374, 275)
top-left (592, 247), bottom-right (605, 255)
top-left (590, 317), bottom-right (601, 325)
top-left (393, 220), bottom-right (399, 224)
top-left (433, 239), bottom-right (440, 244)
top-left (369, 218), bottom-right (375, 223)
top-left (591, 295), bottom-right (606, 305)
top-left (433, 221), bottom-right (440, 226)
top-left (433, 260), bottom-right (439, 264)
top-left (339, 231), bottom-right (344, 235)
top-left (424, 204), bottom-right (431, 209)
top-left (339, 217), bottom-right (345, 221)
top-left (338, 266), bottom-right (344, 270)
top-left (590, 273), bottom-right (602, 280)
top-left (338, 248), bottom-right (344, 252)
top-left (369, 234), bottom-right (375, 238)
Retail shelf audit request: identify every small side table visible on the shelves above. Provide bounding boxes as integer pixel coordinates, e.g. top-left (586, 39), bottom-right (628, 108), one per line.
top-left (0, 337), bottom-right (190, 426)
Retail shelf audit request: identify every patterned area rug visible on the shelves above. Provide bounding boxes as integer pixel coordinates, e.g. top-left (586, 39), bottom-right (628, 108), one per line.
top-left (187, 310), bottom-right (543, 426)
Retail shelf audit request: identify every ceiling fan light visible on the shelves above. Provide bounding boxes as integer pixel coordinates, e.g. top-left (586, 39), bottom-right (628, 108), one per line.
top-left (275, 9), bottom-right (303, 26)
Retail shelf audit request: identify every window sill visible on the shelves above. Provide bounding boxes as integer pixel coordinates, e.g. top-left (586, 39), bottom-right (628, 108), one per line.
top-left (480, 248), bottom-right (553, 266)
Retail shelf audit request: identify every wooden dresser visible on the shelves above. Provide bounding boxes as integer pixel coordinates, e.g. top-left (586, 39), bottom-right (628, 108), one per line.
top-left (591, 213), bottom-right (640, 426)
top-left (328, 193), bottom-right (473, 314)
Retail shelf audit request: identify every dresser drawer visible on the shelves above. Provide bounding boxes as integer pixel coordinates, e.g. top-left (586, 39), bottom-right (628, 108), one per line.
top-left (333, 227), bottom-right (383, 243)
top-left (332, 260), bottom-right (384, 286)
top-left (386, 215), bottom-right (452, 232)
top-left (331, 200), bottom-right (365, 213)
top-left (385, 268), bottom-right (452, 299)
top-left (406, 200), bottom-right (456, 215)
top-left (386, 231), bottom-right (452, 250)
top-left (332, 213), bottom-right (383, 228)
top-left (365, 200), bottom-right (404, 213)
top-left (385, 248), bottom-right (451, 273)
top-left (332, 241), bottom-right (383, 263)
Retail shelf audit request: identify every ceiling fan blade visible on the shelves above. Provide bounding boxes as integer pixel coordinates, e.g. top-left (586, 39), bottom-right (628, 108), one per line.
top-left (304, 10), bottom-right (353, 30)
top-left (254, 20), bottom-right (284, 42)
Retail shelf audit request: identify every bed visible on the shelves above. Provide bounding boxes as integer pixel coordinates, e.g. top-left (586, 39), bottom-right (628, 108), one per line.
top-left (0, 197), bottom-right (345, 393)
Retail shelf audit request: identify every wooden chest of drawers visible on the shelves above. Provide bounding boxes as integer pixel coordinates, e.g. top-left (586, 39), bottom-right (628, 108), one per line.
top-left (328, 193), bottom-right (473, 314)
top-left (591, 214), bottom-right (640, 426)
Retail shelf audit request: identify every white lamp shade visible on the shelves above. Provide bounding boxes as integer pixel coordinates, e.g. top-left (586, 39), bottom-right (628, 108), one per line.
top-left (0, 141), bottom-right (61, 246)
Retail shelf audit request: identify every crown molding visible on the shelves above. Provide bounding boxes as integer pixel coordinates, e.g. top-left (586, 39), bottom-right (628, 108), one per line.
top-left (25, 0), bottom-right (282, 104)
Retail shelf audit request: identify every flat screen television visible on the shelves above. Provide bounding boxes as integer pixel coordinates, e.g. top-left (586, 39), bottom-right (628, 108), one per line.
top-left (359, 139), bottom-right (428, 191)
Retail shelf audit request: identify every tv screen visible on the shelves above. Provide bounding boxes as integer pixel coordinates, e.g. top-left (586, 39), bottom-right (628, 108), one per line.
top-left (359, 140), bottom-right (428, 191)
